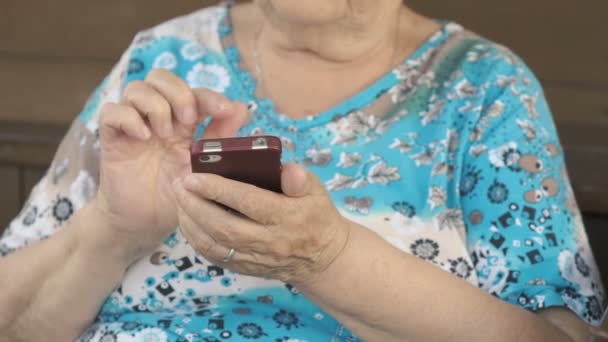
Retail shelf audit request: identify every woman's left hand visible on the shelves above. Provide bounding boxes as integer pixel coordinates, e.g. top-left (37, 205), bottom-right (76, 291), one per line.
top-left (172, 163), bottom-right (352, 285)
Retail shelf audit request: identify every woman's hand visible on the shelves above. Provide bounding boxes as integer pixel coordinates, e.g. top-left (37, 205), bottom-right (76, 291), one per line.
top-left (87, 69), bottom-right (248, 262)
top-left (172, 163), bottom-right (352, 285)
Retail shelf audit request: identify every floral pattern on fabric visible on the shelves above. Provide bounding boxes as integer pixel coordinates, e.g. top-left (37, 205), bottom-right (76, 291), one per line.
top-left (1, 2), bottom-right (604, 341)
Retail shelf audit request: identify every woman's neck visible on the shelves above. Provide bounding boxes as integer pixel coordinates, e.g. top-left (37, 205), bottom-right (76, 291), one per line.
top-left (255, 1), bottom-right (404, 65)
top-left (230, 2), bottom-right (440, 118)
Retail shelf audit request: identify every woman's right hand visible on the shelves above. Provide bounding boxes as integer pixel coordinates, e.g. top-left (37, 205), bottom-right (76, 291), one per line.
top-left (85, 69), bottom-right (248, 263)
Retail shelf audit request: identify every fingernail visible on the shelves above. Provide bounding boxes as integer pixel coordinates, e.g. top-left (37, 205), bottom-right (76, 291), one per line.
top-left (183, 175), bottom-right (200, 192)
top-left (245, 106), bottom-right (254, 124)
top-left (182, 107), bottom-right (198, 125)
top-left (218, 101), bottom-right (231, 113)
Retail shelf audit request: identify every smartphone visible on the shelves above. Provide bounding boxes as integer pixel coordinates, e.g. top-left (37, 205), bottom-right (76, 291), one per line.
top-left (191, 136), bottom-right (282, 193)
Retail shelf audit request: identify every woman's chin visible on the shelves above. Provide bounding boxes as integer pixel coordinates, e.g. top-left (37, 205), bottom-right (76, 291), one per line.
top-left (256, 0), bottom-right (349, 26)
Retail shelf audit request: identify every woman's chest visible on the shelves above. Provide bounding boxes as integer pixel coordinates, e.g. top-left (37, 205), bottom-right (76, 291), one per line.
top-left (104, 109), bottom-right (479, 316)
top-left (236, 109), bottom-right (477, 280)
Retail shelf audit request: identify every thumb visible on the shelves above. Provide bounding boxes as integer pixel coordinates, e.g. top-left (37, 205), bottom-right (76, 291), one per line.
top-left (281, 163), bottom-right (313, 198)
top-left (202, 101), bottom-right (249, 139)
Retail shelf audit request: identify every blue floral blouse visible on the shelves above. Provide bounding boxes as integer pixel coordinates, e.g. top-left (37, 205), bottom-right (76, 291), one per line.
top-left (1, 2), bottom-right (605, 341)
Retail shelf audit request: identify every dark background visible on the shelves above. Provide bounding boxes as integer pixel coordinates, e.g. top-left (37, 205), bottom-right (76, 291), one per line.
top-left (0, 0), bottom-right (606, 284)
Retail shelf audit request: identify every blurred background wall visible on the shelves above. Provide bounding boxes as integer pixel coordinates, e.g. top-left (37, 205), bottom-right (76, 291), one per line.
top-left (0, 0), bottom-right (606, 282)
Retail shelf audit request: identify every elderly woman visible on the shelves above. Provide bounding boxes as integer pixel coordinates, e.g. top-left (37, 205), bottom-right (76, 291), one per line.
top-left (0, 0), bottom-right (606, 341)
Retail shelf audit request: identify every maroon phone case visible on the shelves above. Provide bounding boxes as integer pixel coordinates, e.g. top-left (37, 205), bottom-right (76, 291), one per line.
top-left (191, 136), bottom-right (283, 193)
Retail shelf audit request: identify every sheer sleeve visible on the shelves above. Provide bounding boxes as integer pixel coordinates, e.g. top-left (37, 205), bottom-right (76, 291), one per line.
top-left (0, 42), bottom-right (133, 257)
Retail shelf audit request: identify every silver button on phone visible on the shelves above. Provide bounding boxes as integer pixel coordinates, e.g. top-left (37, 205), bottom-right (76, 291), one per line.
top-left (202, 141), bottom-right (222, 152)
top-left (252, 137), bottom-right (268, 150)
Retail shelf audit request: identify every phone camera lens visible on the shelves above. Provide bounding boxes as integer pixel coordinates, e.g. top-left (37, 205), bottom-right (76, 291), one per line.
top-left (199, 154), bottom-right (221, 163)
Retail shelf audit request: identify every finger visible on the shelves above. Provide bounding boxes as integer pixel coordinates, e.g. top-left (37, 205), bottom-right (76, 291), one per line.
top-left (173, 178), bottom-right (270, 252)
top-left (99, 102), bottom-right (151, 141)
top-left (145, 69), bottom-right (198, 125)
top-left (283, 163), bottom-right (328, 197)
top-left (122, 80), bottom-right (173, 138)
top-left (203, 102), bottom-right (248, 139)
top-left (192, 88), bottom-right (235, 120)
top-left (193, 89), bottom-right (249, 139)
top-left (181, 173), bottom-right (284, 224)
top-left (177, 205), bottom-right (228, 262)
top-left (281, 163), bottom-right (312, 197)
top-left (177, 206), bottom-right (278, 271)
